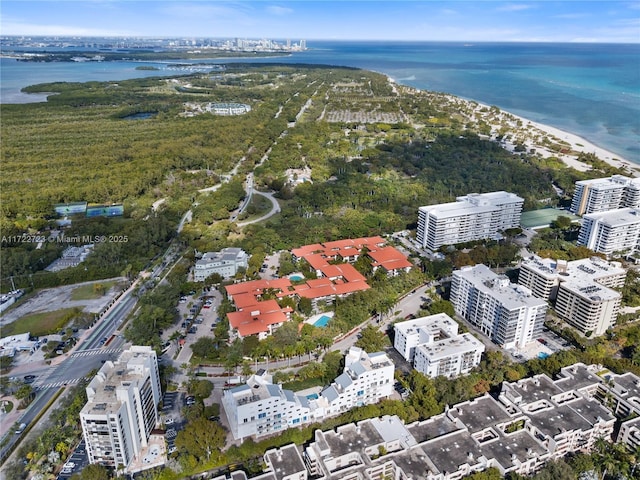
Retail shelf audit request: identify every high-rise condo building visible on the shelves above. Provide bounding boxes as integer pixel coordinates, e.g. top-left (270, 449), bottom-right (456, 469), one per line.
top-left (570, 175), bottom-right (640, 216)
top-left (80, 346), bottom-right (161, 469)
top-left (450, 264), bottom-right (547, 349)
top-left (577, 208), bottom-right (640, 256)
top-left (518, 255), bottom-right (625, 336)
top-left (417, 191), bottom-right (523, 250)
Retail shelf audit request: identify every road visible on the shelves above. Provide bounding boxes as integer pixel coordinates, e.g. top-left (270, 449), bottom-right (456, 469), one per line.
top-left (237, 191), bottom-right (280, 227)
top-left (0, 291), bottom-right (137, 465)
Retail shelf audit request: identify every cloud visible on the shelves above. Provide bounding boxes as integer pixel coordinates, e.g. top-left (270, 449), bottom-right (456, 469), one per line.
top-left (158, 2), bottom-right (251, 19)
top-left (0, 21), bottom-right (131, 36)
top-left (553, 13), bottom-right (591, 20)
top-left (266, 5), bottom-right (293, 16)
top-left (496, 4), bottom-right (534, 12)
top-left (440, 8), bottom-right (458, 15)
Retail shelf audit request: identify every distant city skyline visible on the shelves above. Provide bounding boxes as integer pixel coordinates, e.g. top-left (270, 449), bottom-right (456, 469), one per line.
top-left (2, 1), bottom-right (639, 43)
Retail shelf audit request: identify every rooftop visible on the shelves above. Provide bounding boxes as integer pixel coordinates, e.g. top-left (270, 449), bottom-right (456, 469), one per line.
top-left (455, 264), bottom-right (548, 311)
top-left (82, 346), bottom-right (156, 416)
top-left (583, 207), bottom-right (640, 226)
top-left (416, 333), bottom-right (485, 361)
top-left (264, 444), bottom-right (306, 480)
top-left (448, 394), bottom-right (514, 433)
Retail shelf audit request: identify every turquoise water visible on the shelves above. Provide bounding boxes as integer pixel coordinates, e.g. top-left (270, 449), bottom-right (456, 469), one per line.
top-left (2, 42), bottom-right (638, 162)
top-left (289, 274), bottom-right (304, 281)
top-left (314, 315), bottom-right (331, 328)
top-left (538, 352), bottom-right (550, 359)
top-left (306, 393), bottom-right (319, 400)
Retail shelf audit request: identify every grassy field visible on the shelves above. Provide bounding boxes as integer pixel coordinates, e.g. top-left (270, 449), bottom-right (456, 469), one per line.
top-left (69, 281), bottom-right (117, 301)
top-left (2, 308), bottom-right (81, 337)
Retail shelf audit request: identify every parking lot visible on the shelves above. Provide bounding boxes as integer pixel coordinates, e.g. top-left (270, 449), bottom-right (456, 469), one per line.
top-left (161, 391), bottom-right (184, 455)
top-left (160, 289), bottom-right (223, 366)
top-left (56, 440), bottom-right (88, 479)
top-left (515, 326), bottom-right (573, 361)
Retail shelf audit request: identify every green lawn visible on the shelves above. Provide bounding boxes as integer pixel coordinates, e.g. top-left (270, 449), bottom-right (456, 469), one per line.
top-left (2, 308), bottom-right (81, 337)
top-left (70, 281), bottom-right (117, 301)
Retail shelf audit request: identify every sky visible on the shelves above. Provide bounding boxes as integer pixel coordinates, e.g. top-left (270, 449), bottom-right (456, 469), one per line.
top-left (2, 1), bottom-right (639, 43)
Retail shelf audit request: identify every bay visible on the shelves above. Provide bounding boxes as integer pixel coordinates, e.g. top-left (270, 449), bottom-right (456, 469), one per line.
top-left (1, 41), bottom-right (639, 163)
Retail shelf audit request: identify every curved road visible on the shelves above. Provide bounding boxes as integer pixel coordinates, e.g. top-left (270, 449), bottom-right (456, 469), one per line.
top-left (237, 191), bottom-right (280, 227)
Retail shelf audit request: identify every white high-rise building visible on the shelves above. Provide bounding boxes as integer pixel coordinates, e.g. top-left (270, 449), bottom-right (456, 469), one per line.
top-left (80, 346), bottom-right (161, 469)
top-left (570, 175), bottom-right (640, 216)
top-left (450, 264), bottom-right (547, 349)
top-left (578, 208), bottom-right (640, 256)
top-left (417, 191), bottom-right (523, 250)
top-left (394, 313), bottom-right (485, 378)
top-left (518, 255), bottom-right (625, 336)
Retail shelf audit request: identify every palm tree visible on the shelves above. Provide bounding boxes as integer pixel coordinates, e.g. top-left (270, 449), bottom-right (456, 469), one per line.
top-left (593, 436), bottom-right (617, 480)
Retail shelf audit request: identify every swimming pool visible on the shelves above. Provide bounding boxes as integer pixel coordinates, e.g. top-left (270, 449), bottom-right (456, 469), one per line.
top-left (306, 393), bottom-right (319, 400)
top-left (289, 274), bottom-right (304, 281)
top-left (314, 315), bottom-right (331, 327)
top-left (538, 352), bottom-right (549, 359)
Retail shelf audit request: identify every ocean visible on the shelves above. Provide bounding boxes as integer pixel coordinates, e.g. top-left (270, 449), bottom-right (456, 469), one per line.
top-left (2, 41), bottom-right (639, 163)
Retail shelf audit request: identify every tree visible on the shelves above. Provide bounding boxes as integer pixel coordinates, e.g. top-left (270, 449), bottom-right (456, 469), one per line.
top-left (298, 297), bottom-right (313, 316)
top-left (188, 379), bottom-right (214, 400)
top-left (190, 337), bottom-right (217, 359)
top-left (532, 460), bottom-right (575, 480)
top-left (175, 417), bottom-right (226, 462)
top-left (70, 464), bottom-right (110, 480)
top-left (15, 383), bottom-right (33, 401)
top-left (355, 325), bottom-right (387, 353)
top-left (551, 215), bottom-right (573, 230)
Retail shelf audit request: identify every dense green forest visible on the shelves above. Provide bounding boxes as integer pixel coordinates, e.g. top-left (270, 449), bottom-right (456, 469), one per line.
top-left (1, 63), bottom-right (625, 289)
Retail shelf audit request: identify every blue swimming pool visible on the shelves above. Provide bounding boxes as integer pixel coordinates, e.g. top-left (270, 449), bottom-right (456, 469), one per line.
top-left (289, 274), bottom-right (304, 281)
top-left (538, 352), bottom-right (549, 359)
top-left (314, 315), bottom-right (331, 327)
top-left (306, 393), bottom-right (319, 400)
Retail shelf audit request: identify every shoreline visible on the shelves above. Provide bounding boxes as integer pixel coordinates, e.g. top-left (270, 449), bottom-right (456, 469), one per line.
top-left (389, 77), bottom-right (638, 178)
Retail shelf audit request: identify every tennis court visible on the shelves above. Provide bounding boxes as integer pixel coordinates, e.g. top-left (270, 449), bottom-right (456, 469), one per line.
top-left (520, 208), bottom-right (580, 229)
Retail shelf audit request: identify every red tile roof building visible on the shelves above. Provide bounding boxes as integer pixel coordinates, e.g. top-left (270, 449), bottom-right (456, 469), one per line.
top-left (225, 237), bottom-right (411, 339)
top-left (367, 246), bottom-right (413, 276)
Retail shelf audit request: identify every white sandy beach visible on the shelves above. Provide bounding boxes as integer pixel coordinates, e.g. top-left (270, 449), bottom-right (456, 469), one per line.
top-left (462, 96), bottom-right (638, 177)
top-left (391, 78), bottom-right (638, 178)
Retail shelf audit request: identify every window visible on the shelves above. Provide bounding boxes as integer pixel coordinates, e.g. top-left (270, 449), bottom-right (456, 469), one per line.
top-left (258, 413), bottom-right (266, 419)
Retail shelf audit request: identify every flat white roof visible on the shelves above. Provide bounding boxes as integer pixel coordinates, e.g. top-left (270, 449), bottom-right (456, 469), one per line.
top-left (455, 264), bottom-right (547, 311)
top-left (583, 207), bottom-right (640, 226)
top-left (416, 333), bottom-right (484, 360)
top-left (419, 191), bottom-right (523, 220)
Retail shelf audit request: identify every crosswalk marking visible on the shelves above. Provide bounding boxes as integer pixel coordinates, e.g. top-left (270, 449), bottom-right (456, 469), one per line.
top-left (36, 378), bottom-right (82, 389)
top-left (71, 348), bottom-right (121, 358)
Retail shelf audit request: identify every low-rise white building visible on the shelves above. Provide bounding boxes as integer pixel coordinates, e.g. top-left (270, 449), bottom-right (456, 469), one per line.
top-left (499, 364), bottom-right (616, 460)
top-left (394, 314), bottom-right (485, 378)
top-left (215, 363), bottom-right (632, 480)
top-left (222, 370), bottom-right (315, 441)
top-left (222, 347), bottom-right (394, 440)
top-left (194, 248), bottom-right (249, 281)
top-left (80, 346), bottom-right (161, 470)
top-left (319, 347), bottom-right (395, 417)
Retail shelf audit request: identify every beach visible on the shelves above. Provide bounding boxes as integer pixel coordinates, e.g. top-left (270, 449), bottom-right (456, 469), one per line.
top-left (426, 89), bottom-right (638, 178)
